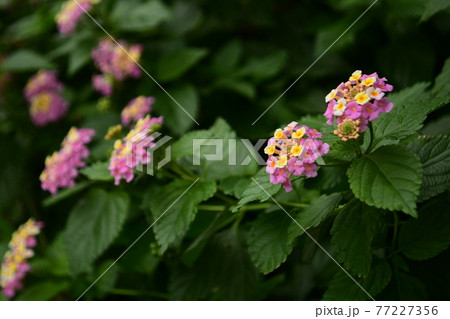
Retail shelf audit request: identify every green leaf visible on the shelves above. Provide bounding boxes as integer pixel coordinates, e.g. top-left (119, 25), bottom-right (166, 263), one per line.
top-left (347, 145), bottom-right (423, 217)
top-left (399, 197), bottom-right (450, 260)
top-left (331, 199), bottom-right (380, 277)
top-left (297, 114), bottom-right (327, 131)
top-left (220, 176), bottom-right (252, 198)
top-left (422, 114), bottom-right (450, 136)
top-left (307, 166), bottom-right (349, 193)
top-left (111, 0), bottom-right (171, 32)
top-left (385, 0), bottom-right (430, 19)
top-left (171, 118), bottom-right (258, 179)
top-left (287, 193), bottom-right (343, 243)
top-left (420, 0), bottom-right (450, 22)
top-left (150, 179), bottom-right (216, 253)
top-left (30, 234), bottom-right (71, 277)
top-left (15, 281), bottom-right (70, 301)
top-left (212, 40), bottom-right (242, 74)
top-left (5, 11), bottom-right (50, 41)
top-left (373, 95), bottom-right (450, 145)
top-left (68, 44), bottom-right (92, 76)
top-left (233, 169), bottom-right (281, 212)
top-left (322, 261), bottom-right (391, 301)
top-left (0, 49), bottom-right (54, 71)
top-left (42, 181), bottom-right (90, 207)
top-left (314, 18), bottom-right (356, 57)
top-left (153, 84), bottom-right (199, 135)
top-left (48, 29), bottom-right (95, 59)
top-left (157, 48), bottom-right (207, 82)
top-left (248, 212), bottom-right (294, 274)
top-left (432, 56), bottom-right (450, 97)
top-left (373, 104), bottom-right (426, 144)
top-left (80, 162), bottom-right (114, 182)
top-left (320, 123), bottom-right (355, 160)
top-left (214, 79), bottom-right (256, 99)
top-left (64, 189), bottom-right (129, 274)
top-left (170, 228), bottom-right (260, 300)
top-left (407, 136), bottom-right (450, 201)
top-left (95, 260), bottom-right (119, 298)
top-left (391, 256), bottom-right (428, 300)
top-left (164, 1), bottom-right (202, 36)
top-left (235, 51), bottom-right (288, 81)
top-left (203, 139), bottom-right (259, 180)
top-left (388, 81), bottom-right (430, 106)
top-left (172, 118), bottom-right (233, 160)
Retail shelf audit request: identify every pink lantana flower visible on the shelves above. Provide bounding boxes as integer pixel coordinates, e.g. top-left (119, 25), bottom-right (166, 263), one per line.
top-left (24, 71), bottom-right (69, 126)
top-left (92, 74), bottom-right (113, 96)
top-left (343, 101), bottom-right (362, 120)
top-left (29, 92), bottom-right (68, 127)
top-left (375, 97), bottom-right (394, 113)
top-left (91, 39), bottom-right (143, 95)
top-left (109, 114), bottom-right (163, 185)
top-left (0, 219), bottom-right (43, 299)
top-left (56, 0), bottom-right (101, 35)
top-left (361, 102), bottom-right (380, 121)
top-left (303, 163), bottom-right (318, 178)
top-left (264, 122), bottom-right (329, 192)
top-left (323, 70), bottom-right (394, 137)
top-left (40, 128), bottom-right (95, 195)
top-left (121, 96), bottom-right (154, 126)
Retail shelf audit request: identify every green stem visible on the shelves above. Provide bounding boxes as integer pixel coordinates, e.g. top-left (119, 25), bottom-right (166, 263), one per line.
top-left (275, 200), bottom-right (308, 208)
top-left (199, 202), bottom-right (274, 213)
top-left (232, 211), bottom-right (245, 229)
top-left (169, 165), bottom-right (197, 182)
top-left (368, 139), bottom-right (382, 154)
top-left (365, 122), bottom-right (375, 154)
top-left (215, 192), bottom-right (236, 205)
top-left (385, 249), bottom-right (400, 260)
top-left (351, 139), bottom-right (363, 157)
top-left (213, 214), bottom-right (239, 231)
top-left (292, 178), bottom-right (302, 199)
top-left (158, 169), bottom-right (180, 180)
top-left (243, 202), bottom-right (273, 210)
top-left (229, 203), bottom-right (272, 212)
top-left (176, 162), bottom-right (198, 179)
top-left (185, 210), bottom-right (227, 252)
top-left (198, 204), bottom-right (227, 212)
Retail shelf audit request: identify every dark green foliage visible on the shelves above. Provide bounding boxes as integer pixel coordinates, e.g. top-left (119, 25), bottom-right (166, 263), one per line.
top-left (407, 136), bottom-right (450, 202)
top-left (347, 146), bottom-right (423, 217)
top-left (0, 0), bottom-right (449, 301)
top-left (331, 199), bottom-right (380, 277)
top-left (64, 189), bottom-right (130, 274)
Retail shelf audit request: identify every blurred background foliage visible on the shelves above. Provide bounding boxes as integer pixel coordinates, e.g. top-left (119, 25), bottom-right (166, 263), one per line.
top-left (0, 0), bottom-right (450, 300)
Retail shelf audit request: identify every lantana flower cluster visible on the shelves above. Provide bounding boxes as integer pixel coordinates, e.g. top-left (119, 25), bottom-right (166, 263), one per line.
top-left (109, 114), bottom-right (163, 185)
top-left (121, 96), bottom-right (155, 126)
top-left (0, 219), bottom-right (43, 299)
top-left (323, 70), bottom-right (394, 140)
top-left (264, 122), bottom-right (329, 192)
top-left (24, 71), bottom-right (68, 126)
top-left (40, 127), bottom-right (95, 195)
top-left (92, 39), bottom-right (143, 96)
top-left (56, 0), bottom-right (100, 35)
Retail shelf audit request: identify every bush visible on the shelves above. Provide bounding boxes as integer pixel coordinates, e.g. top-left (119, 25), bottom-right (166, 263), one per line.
top-left (0, 0), bottom-right (450, 301)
